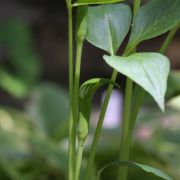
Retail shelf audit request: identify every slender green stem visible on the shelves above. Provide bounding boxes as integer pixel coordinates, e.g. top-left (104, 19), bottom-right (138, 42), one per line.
top-left (124, 0), bottom-right (141, 55)
top-left (129, 86), bottom-right (145, 133)
top-left (117, 1), bottom-right (140, 180)
top-left (159, 24), bottom-right (180, 54)
top-left (118, 78), bottom-right (133, 180)
top-left (133, 0), bottom-right (141, 17)
top-left (73, 40), bottom-right (84, 128)
top-left (85, 69), bottom-right (118, 180)
top-left (72, 40), bottom-right (84, 180)
top-left (67, 2), bottom-right (75, 180)
top-left (75, 139), bottom-right (85, 180)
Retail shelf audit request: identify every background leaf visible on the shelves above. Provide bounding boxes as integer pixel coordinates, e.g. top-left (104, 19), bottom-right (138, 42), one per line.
top-left (127, 0), bottom-right (180, 51)
top-left (97, 161), bottom-right (172, 180)
top-left (0, 69), bottom-right (28, 97)
top-left (27, 83), bottom-right (69, 140)
top-left (0, 19), bottom-right (42, 97)
top-left (86, 3), bottom-right (132, 55)
top-left (104, 53), bottom-right (170, 111)
top-left (74, 0), bottom-right (124, 6)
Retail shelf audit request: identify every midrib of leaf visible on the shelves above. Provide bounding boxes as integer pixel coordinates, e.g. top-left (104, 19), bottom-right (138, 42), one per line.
top-left (105, 12), bottom-right (114, 55)
top-left (74, 0), bottom-right (124, 6)
top-left (141, 62), bottom-right (159, 98)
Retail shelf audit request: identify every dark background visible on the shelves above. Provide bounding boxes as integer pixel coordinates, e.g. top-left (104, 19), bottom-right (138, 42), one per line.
top-left (0, 0), bottom-right (179, 87)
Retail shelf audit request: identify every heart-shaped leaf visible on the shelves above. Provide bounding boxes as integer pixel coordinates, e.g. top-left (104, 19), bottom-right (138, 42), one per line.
top-left (85, 3), bottom-right (132, 55)
top-left (74, 0), bottom-right (124, 6)
top-left (127, 0), bottom-right (180, 52)
top-left (97, 161), bottom-right (172, 180)
top-left (104, 53), bottom-right (170, 111)
top-left (27, 83), bottom-right (69, 140)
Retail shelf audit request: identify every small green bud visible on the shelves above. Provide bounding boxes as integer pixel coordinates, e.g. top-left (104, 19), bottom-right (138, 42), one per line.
top-left (78, 113), bottom-right (88, 141)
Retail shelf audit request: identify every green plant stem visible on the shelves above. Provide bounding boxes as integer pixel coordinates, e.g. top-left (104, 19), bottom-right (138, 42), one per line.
top-left (129, 86), bottom-right (145, 132)
top-left (117, 1), bottom-right (140, 180)
top-left (117, 78), bottom-right (133, 180)
top-left (73, 39), bottom-right (84, 180)
top-left (160, 24), bottom-right (180, 54)
top-left (73, 39), bottom-right (84, 127)
top-left (67, 2), bottom-right (75, 180)
top-left (85, 69), bottom-right (118, 180)
top-left (133, 0), bottom-right (140, 16)
top-left (124, 0), bottom-right (141, 56)
top-left (75, 139), bottom-right (85, 180)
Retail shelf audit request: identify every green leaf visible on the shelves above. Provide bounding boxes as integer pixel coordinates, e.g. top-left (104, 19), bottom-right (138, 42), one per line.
top-left (0, 19), bottom-right (42, 87)
top-left (79, 78), bottom-right (120, 125)
top-left (127, 0), bottom-right (180, 51)
top-left (76, 6), bottom-right (88, 41)
top-left (27, 83), bottom-right (69, 140)
top-left (97, 161), bottom-right (172, 180)
top-left (31, 138), bottom-right (68, 173)
top-left (78, 113), bottom-right (88, 141)
top-left (85, 3), bottom-right (132, 55)
top-left (74, 0), bottom-right (124, 6)
top-left (103, 53), bottom-right (170, 111)
top-left (0, 68), bottom-right (29, 97)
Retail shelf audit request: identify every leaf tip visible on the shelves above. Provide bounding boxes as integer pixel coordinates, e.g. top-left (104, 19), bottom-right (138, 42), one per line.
top-left (103, 54), bottom-right (109, 60)
top-left (157, 97), bottom-right (165, 112)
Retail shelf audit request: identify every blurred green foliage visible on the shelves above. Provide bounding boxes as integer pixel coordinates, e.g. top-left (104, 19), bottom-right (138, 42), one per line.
top-left (0, 83), bottom-right (69, 180)
top-left (0, 18), bottom-right (42, 97)
top-left (0, 17), bottom-right (179, 180)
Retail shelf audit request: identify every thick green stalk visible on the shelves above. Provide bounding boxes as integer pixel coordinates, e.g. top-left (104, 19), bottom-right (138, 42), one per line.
top-left (160, 24), bottom-right (180, 54)
top-left (129, 86), bottom-right (145, 132)
top-left (85, 69), bottom-right (118, 180)
top-left (133, 0), bottom-right (140, 17)
top-left (118, 78), bottom-right (133, 180)
top-left (73, 39), bottom-right (84, 131)
top-left (67, 2), bottom-right (75, 180)
top-left (117, 1), bottom-right (140, 180)
top-left (73, 39), bottom-right (84, 180)
top-left (75, 139), bottom-right (85, 180)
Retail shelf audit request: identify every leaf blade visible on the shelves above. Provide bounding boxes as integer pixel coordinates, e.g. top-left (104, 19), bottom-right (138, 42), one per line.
top-left (74, 0), bottom-right (124, 6)
top-left (103, 53), bottom-right (170, 111)
top-left (97, 161), bottom-right (172, 180)
top-left (127, 0), bottom-right (180, 50)
top-left (86, 3), bottom-right (132, 55)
